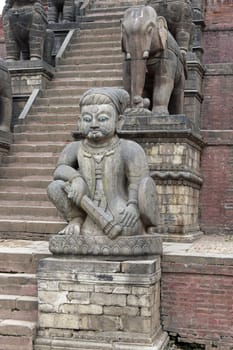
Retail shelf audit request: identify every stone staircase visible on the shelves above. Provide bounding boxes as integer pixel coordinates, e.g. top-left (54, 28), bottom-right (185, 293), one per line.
top-left (0, 239), bottom-right (50, 350)
top-left (0, 1), bottom-right (146, 348)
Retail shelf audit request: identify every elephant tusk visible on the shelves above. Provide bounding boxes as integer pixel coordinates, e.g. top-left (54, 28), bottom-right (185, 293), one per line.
top-left (143, 50), bottom-right (149, 59)
top-left (126, 53), bottom-right (131, 60)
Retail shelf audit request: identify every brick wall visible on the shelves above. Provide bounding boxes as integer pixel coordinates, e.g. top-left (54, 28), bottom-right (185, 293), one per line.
top-left (161, 254), bottom-right (233, 349)
top-left (200, 1), bottom-right (233, 235)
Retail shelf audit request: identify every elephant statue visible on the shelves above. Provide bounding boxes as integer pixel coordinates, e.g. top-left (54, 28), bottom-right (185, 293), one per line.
top-left (48, 0), bottom-right (75, 23)
top-left (0, 60), bottom-right (12, 133)
top-left (2, 0), bottom-right (48, 61)
top-left (146, 0), bottom-right (194, 55)
top-left (121, 5), bottom-right (185, 115)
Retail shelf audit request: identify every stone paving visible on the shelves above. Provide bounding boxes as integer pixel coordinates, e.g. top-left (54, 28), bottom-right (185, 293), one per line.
top-left (163, 234), bottom-right (233, 258)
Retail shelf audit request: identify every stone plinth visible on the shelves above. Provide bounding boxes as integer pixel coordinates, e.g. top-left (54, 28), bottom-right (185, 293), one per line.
top-left (6, 60), bottom-right (54, 124)
top-left (118, 114), bottom-right (204, 242)
top-left (184, 53), bottom-right (205, 129)
top-left (35, 254), bottom-right (168, 350)
top-left (7, 60), bottom-right (54, 96)
top-left (0, 129), bottom-right (12, 162)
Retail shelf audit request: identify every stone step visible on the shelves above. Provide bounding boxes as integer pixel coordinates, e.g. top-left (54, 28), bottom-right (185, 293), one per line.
top-left (0, 189), bottom-right (48, 202)
top-left (69, 40), bottom-right (120, 50)
top-left (92, 0), bottom-right (145, 8)
top-left (88, 6), bottom-right (131, 14)
top-left (0, 319), bottom-right (36, 350)
top-left (33, 95), bottom-right (80, 106)
top-left (14, 123), bottom-right (75, 134)
top-left (0, 240), bottom-right (50, 273)
top-left (0, 177), bottom-right (51, 189)
top-left (77, 26), bottom-right (121, 37)
top-left (25, 114), bottom-right (77, 124)
top-left (79, 20), bottom-right (121, 30)
top-left (60, 54), bottom-right (122, 65)
top-left (79, 13), bottom-right (123, 22)
top-left (76, 33), bottom-right (121, 43)
top-left (55, 69), bottom-right (122, 79)
top-left (43, 86), bottom-right (91, 97)
top-left (56, 62), bottom-right (122, 72)
top-left (14, 132), bottom-right (73, 143)
top-left (0, 219), bottom-right (65, 240)
top-left (0, 165), bottom-right (54, 178)
top-left (0, 273), bottom-right (36, 296)
top-left (3, 154), bottom-right (58, 166)
top-left (29, 105), bottom-right (78, 116)
top-left (0, 202), bottom-right (58, 217)
top-left (63, 47), bottom-right (122, 57)
top-left (0, 295), bottom-right (37, 322)
top-left (10, 143), bottom-right (66, 154)
top-left (48, 77), bottom-right (122, 89)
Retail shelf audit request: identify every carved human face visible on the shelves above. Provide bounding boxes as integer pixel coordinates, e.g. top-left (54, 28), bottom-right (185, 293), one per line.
top-left (80, 103), bottom-right (118, 144)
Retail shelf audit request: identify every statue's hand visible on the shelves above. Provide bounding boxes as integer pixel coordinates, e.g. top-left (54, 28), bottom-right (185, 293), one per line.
top-left (64, 176), bottom-right (88, 206)
top-left (119, 204), bottom-right (139, 228)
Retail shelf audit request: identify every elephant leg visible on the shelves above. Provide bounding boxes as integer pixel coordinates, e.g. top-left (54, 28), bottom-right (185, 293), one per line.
top-left (21, 36), bottom-right (30, 60)
top-left (169, 75), bottom-right (185, 115)
top-left (29, 12), bottom-right (46, 60)
top-left (48, 0), bottom-right (59, 23)
top-left (123, 60), bottom-right (131, 100)
top-left (3, 20), bottom-right (20, 61)
top-left (149, 59), bottom-right (175, 115)
top-left (62, 0), bottom-right (74, 23)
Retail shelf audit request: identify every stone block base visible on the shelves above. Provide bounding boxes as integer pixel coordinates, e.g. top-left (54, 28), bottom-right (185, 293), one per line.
top-left (35, 329), bottom-right (168, 350)
top-left (35, 256), bottom-right (168, 350)
top-left (7, 60), bottom-right (54, 96)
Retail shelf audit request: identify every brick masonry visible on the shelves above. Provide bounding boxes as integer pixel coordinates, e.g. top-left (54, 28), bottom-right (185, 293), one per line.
top-left (35, 256), bottom-right (169, 350)
top-left (200, 1), bottom-right (233, 235)
top-left (161, 238), bottom-right (233, 349)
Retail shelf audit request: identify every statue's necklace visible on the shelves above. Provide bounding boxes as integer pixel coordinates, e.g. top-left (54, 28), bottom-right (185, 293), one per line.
top-left (82, 137), bottom-right (120, 158)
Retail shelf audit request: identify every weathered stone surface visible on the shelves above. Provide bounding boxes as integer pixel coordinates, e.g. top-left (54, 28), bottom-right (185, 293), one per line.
top-left (47, 87), bottom-right (160, 255)
top-left (0, 319), bottom-right (36, 337)
top-left (0, 60), bottom-right (12, 137)
top-left (48, 0), bottom-right (75, 24)
top-left (3, 0), bottom-right (47, 61)
top-left (49, 234), bottom-right (163, 256)
top-left (35, 256), bottom-right (168, 349)
top-left (122, 6), bottom-right (185, 115)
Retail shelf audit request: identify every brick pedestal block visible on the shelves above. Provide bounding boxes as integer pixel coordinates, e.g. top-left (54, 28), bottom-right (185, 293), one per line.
top-left (35, 256), bottom-right (168, 350)
top-left (118, 114), bottom-right (204, 242)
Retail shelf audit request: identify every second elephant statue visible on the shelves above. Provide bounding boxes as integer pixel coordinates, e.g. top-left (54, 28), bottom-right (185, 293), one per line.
top-left (122, 5), bottom-right (186, 115)
top-left (3, 0), bottom-right (53, 62)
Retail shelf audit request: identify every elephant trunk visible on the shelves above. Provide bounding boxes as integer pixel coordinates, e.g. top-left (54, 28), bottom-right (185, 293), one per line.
top-left (129, 58), bottom-right (147, 108)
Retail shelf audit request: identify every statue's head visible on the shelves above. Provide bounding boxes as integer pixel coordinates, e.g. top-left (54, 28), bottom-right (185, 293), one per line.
top-left (79, 88), bottom-right (129, 144)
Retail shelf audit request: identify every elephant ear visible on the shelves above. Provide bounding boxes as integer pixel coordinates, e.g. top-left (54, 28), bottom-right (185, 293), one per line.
top-left (157, 16), bottom-right (168, 50)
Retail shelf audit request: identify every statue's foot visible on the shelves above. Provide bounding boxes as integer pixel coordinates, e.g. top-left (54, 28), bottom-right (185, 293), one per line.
top-left (152, 106), bottom-right (169, 116)
top-left (6, 59), bottom-right (17, 62)
top-left (30, 57), bottom-right (40, 61)
top-left (62, 19), bottom-right (71, 24)
top-left (58, 218), bottom-right (81, 236)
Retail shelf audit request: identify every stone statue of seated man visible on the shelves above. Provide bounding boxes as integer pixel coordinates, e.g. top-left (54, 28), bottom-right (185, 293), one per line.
top-left (48, 88), bottom-right (159, 242)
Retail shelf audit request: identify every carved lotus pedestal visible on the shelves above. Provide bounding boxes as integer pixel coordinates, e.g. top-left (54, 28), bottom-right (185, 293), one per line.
top-left (35, 235), bottom-right (169, 350)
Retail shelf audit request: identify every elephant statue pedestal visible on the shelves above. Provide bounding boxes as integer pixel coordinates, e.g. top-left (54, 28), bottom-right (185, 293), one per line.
top-left (119, 113), bottom-right (204, 243)
top-left (6, 60), bottom-right (54, 125)
top-left (48, 22), bottom-right (79, 62)
top-left (0, 61), bottom-right (12, 160)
